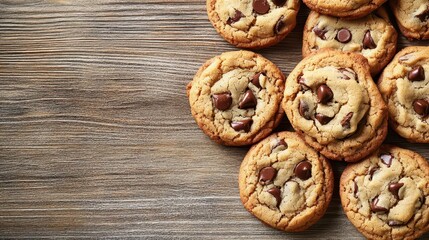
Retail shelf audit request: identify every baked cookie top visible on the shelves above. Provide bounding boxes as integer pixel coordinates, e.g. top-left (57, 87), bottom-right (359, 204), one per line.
top-left (303, 8), bottom-right (397, 76)
top-left (340, 145), bottom-right (429, 240)
top-left (390, 0), bottom-right (429, 39)
top-left (187, 50), bottom-right (285, 146)
top-left (378, 46), bottom-right (429, 143)
top-left (207, 0), bottom-right (300, 49)
top-left (302, 0), bottom-right (387, 19)
top-left (282, 50), bottom-right (387, 162)
top-left (239, 131), bottom-right (333, 232)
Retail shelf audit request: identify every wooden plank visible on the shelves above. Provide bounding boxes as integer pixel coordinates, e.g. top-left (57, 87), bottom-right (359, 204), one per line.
top-left (0, 0), bottom-right (427, 238)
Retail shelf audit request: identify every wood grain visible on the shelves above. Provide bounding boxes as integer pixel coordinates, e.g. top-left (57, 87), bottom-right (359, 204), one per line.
top-left (0, 0), bottom-right (428, 238)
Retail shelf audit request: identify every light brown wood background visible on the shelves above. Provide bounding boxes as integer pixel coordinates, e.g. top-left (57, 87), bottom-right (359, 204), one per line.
top-left (0, 0), bottom-right (428, 238)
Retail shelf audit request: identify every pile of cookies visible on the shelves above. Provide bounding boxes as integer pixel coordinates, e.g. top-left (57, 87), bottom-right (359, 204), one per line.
top-left (187, 0), bottom-right (429, 239)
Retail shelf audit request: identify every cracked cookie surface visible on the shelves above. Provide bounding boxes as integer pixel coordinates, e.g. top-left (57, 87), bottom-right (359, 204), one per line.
top-left (187, 50), bottom-right (285, 146)
top-left (302, 0), bottom-right (387, 19)
top-left (282, 50), bottom-right (387, 162)
top-left (340, 145), bottom-right (429, 240)
top-left (207, 0), bottom-right (300, 49)
top-left (378, 46), bottom-right (429, 143)
top-left (303, 8), bottom-right (397, 76)
top-left (239, 131), bottom-right (333, 232)
top-left (390, 0), bottom-right (429, 40)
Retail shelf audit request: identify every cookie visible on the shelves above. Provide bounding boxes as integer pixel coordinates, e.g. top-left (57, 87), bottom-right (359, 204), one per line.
top-left (302, 8), bottom-right (397, 76)
top-left (390, 0), bottom-right (429, 40)
top-left (340, 145), bottom-right (429, 239)
top-left (187, 50), bottom-right (285, 146)
top-left (378, 46), bottom-right (429, 143)
top-left (206, 0), bottom-right (300, 49)
top-left (302, 0), bottom-right (387, 19)
top-left (239, 131), bottom-right (334, 232)
top-left (282, 50), bottom-right (388, 162)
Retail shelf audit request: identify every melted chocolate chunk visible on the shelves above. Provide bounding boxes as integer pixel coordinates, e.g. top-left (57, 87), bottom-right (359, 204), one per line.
top-left (336, 28), bottom-right (352, 43)
top-left (413, 99), bottom-right (429, 117)
top-left (316, 84), bottom-right (333, 104)
top-left (341, 112), bottom-right (353, 128)
top-left (272, 0), bottom-right (286, 6)
top-left (213, 92), bottom-right (232, 110)
top-left (363, 30), bottom-right (377, 49)
top-left (299, 100), bottom-right (311, 120)
top-left (251, 72), bottom-right (263, 88)
top-left (259, 166), bottom-right (277, 185)
top-left (274, 16), bottom-right (285, 34)
top-left (253, 0), bottom-right (270, 14)
top-left (388, 220), bottom-right (404, 227)
top-left (370, 196), bottom-right (388, 212)
top-left (380, 153), bottom-right (393, 167)
top-left (298, 75), bottom-right (310, 91)
top-left (231, 119), bottom-right (252, 132)
top-left (238, 89), bottom-right (257, 109)
top-left (388, 182), bottom-right (404, 199)
top-left (408, 65), bottom-right (425, 81)
top-left (369, 167), bottom-right (379, 181)
top-left (272, 139), bottom-right (288, 150)
top-left (315, 113), bottom-right (333, 125)
top-left (416, 6), bottom-right (429, 22)
top-left (354, 181), bottom-right (358, 197)
top-left (267, 187), bottom-right (281, 207)
top-left (313, 26), bottom-right (327, 40)
top-left (294, 161), bottom-right (312, 180)
top-left (226, 9), bottom-right (244, 25)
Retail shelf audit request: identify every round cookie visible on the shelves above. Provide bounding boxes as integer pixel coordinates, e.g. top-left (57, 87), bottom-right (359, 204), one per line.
top-left (302, 8), bottom-right (397, 76)
top-left (302, 0), bottom-right (387, 19)
top-left (390, 0), bottom-right (429, 40)
top-left (206, 0), bottom-right (300, 49)
top-left (239, 131), bottom-right (334, 232)
top-left (187, 50), bottom-right (285, 146)
top-left (340, 145), bottom-right (429, 240)
top-left (282, 49), bottom-right (388, 162)
top-left (378, 46), bottom-right (429, 143)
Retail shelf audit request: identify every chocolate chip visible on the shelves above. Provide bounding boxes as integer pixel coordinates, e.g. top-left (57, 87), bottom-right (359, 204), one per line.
top-left (370, 196), bottom-right (388, 212)
top-left (416, 6), bottom-right (429, 22)
top-left (272, 139), bottom-right (288, 150)
top-left (298, 75), bottom-right (310, 91)
top-left (267, 187), bottom-right (281, 207)
top-left (251, 72), bottom-right (263, 88)
top-left (388, 220), bottom-right (404, 227)
top-left (408, 65), bottom-right (425, 81)
top-left (212, 93), bottom-right (232, 111)
top-left (354, 181), bottom-right (358, 197)
top-left (294, 161), bottom-right (312, 180)
top-left (259, 166), bottom-right (277, 185)
top-left (336, 28), bottom-right (352, 43)
top-left (313, 26), bottom-right (327, 40)
top-left (315, 113), bottom-right (333, 125)
top-left (231, 119), bottom-right (252, 132)
top-left (238, 89), bottom-right (257, 109)
top-left (413, 99), bottom-right (429, 117)
top-left (388, 182), bottom-right (404, 199)
top-left (317, 84), bottom-right (333, 104)
top-left (274, 16), bottom-right (285, 34)
top-left (226, 9), bottom-right (244, 25)
top-left (253, 0), bottom-right (270, 14)
top-left (338, 68), bottom-right (355, 80)
top-left (368, 167), bottom-right (379, 181)
top-left (341, 112), bottom-right (353, 128)
top-left (299, 100), bottom-right (311, 120)
top-left (380, 153), bottom-right (393, 167)
top-left (272, 0), bottom-right (286, 6)
top-left (362, 30), bottom-right (376, 49)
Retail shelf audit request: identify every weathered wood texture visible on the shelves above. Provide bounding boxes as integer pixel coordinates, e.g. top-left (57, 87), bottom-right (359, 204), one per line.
top-left (0, 0), bottom-right (428, 238)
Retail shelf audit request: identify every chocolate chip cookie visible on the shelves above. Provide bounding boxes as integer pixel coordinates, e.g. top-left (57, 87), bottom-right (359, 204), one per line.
top-left (302, 0), bottom-right (387, 19)
top-left (378, 46), bottom-right (429, 143)
top-left (340, 145), bottom-right (429, 239)
top-left (207, 0), bottom-right (300, 49)
top-left (390, 0), bottom-right (429, 40)
top-left (239, 131), bottom-right (333, 232)
top-left (187, 50), bottom-right (285, 146)
top-left (282, 50), bottom-right (388, 162)
top-left (303, 8), bottom-right (397, 76)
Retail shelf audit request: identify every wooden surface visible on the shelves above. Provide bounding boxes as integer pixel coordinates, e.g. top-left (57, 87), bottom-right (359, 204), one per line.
top-left (0, 0), bottom-right (428, 238)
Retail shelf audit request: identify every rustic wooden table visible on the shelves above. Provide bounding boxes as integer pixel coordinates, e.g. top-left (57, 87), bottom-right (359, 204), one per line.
top-left (0, 0), bottom-right (428, 239)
